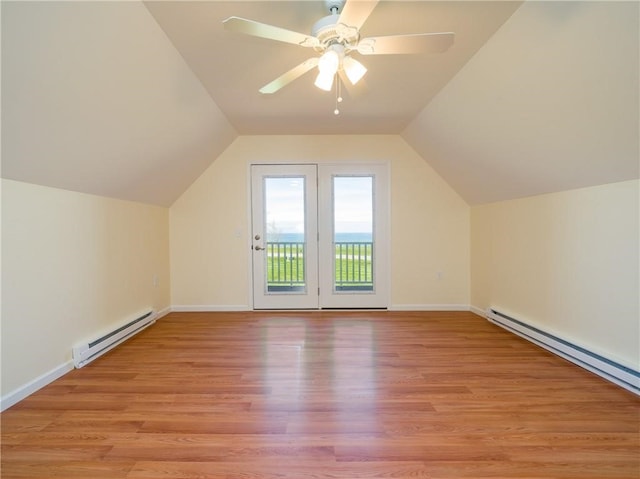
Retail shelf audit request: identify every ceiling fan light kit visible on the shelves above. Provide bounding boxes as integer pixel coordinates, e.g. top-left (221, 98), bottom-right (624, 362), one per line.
top-left (315, 46), bottom-right (341, 91)
top-left (314, 70), bottom-right (335, 92)
top-left (343, 56), bottom-right (367, 85)
top-left (223, 0), bottom-right (455, 112)
top-left (314, 43), bottom-right (366, 92)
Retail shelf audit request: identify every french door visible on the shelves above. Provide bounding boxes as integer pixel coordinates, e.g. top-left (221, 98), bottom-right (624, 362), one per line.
top-left (251, 163), bottom-right (389, 309)
top-left (251, 164), bottom-right (319, 309)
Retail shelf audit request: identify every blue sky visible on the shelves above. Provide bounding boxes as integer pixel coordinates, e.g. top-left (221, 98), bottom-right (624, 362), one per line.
top-left (265, 176), bottom-right (372, 235)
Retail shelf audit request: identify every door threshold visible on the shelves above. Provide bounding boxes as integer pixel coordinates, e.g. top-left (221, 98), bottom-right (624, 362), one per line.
top-left (252, 308), bottom-right (388, 312)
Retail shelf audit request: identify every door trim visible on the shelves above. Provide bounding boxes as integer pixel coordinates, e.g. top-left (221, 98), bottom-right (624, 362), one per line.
top-left (249, 162), bottom-right (390, 310)
top-left (318, 163), bottom-right (390, 309)
top-left (250, 164), bottom-right (319, 309)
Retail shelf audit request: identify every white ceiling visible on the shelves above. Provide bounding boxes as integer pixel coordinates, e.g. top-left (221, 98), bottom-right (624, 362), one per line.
top-left (1, 1), bottom-right (638, 206)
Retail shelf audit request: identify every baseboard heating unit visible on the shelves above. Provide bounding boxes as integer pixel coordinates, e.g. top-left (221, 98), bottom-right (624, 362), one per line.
top-left (486, 308), bottom-right (639, 395)
top-left (72, 310), bottom-right (156, 368)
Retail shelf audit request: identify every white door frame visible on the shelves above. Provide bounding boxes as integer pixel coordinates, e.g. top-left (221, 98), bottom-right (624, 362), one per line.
top-left (318, 163), bottom-right (390, 309)
top-left (250, 162), bottom-right (389, 310)
top-left (251, 164), bottom-right (319, 309)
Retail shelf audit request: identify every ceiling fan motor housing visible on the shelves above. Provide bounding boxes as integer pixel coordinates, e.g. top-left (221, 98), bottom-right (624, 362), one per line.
top-left (311, 14), bottom-right (359, 53)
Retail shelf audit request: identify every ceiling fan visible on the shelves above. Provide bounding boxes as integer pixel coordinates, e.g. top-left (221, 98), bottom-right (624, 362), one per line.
top-left (223, 0), bottom-right (455, 96)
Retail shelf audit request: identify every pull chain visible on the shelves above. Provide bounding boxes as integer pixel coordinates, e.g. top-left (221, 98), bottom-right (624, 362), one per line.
top-left (334, 75), bottom-right (343, 115)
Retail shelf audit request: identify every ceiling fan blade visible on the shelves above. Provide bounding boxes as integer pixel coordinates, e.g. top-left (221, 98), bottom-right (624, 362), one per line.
top-left (357, 32), bottom-right (455, 55)
top-left (338, 0), bottom-right (379, 30)
top-left (223, 16), bottom-right (319, 48)
top-left (259, 57), bottom-right (319, 94)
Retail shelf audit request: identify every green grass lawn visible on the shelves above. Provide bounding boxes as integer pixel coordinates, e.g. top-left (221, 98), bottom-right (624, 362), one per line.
top-left (266, 243), bottom-right (372, 287)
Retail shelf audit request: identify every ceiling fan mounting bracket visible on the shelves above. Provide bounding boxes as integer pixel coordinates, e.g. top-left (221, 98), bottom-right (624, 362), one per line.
top-left (324, 0), bottom-right (345, 15)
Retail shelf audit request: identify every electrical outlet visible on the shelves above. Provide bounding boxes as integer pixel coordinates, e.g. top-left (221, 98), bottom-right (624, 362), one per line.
top-left (436, 271), bottom-right (443, 280)
top-left (153, 275), bottom-right (159, 287)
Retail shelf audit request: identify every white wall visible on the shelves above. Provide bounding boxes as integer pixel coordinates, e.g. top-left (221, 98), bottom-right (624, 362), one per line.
top-left (471, 179), bottom-right (639, 368)
top-left (1, 179), bottom-right (171, 401)
top-left (170, 135), bottom-right (470, 310)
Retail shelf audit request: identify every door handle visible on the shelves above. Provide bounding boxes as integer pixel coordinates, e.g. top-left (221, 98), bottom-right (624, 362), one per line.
top-left (254, 245), bottom-right (264, 251)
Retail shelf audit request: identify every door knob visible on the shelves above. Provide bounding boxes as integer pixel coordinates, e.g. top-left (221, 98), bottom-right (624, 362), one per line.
top-left (254, 245), bottom-right (264, 251)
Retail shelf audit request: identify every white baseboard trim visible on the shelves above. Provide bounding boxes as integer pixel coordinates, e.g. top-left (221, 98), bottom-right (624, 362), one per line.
top-left (171, 305), bottom-right (250, 312)
top-left (389, 304), bottom-right (470, 311)
top-left (2, 308), bottom-right (172, 411)
top-left (173, 305), bottom-right (473, 313)
top-left (1, 360), bottom-right (74, 412)
top-left (486, 308), bottom-right (640, 396)
top-left (470, 305), bottom-right (486, 317)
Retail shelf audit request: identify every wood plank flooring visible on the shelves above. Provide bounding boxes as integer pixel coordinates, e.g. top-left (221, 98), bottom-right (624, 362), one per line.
top-left (2, 311), bottom-right (639, 478)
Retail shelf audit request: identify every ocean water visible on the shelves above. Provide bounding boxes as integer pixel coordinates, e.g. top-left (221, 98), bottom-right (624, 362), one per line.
top-left (268, 232), bottom-right (372, 242)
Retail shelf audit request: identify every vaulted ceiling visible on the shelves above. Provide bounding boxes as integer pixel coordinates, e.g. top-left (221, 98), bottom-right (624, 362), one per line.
top-left (1, 1), bottom-right (638, 206)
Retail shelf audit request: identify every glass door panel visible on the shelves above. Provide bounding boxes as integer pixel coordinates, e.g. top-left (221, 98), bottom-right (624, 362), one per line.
top-left (251, 164), bottom-right (318, 309)
top-left (318, 164), bottom-right (389, 309)
top-left (264, 177), bottom-right (306, 293)
top-left (333, 176), bottom-right (374, 292)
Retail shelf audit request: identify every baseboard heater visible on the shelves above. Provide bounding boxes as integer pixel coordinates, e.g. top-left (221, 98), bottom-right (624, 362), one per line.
top-left (486, 308), bottom-right (639, 395)
top-left (72, 310), bottom-right (156, 368)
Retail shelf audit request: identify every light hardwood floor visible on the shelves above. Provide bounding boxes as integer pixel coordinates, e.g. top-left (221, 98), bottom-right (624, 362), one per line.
top-left (2, 311), bottom-right (639, 478)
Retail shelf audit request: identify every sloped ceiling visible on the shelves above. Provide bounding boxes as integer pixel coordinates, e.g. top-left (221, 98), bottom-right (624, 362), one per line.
top-left (1, 1), bottom-right (638, 207)
top-left (403, 1), bottom-right (639, 204)
top-left (1, 1), bottom-right (237, 207)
